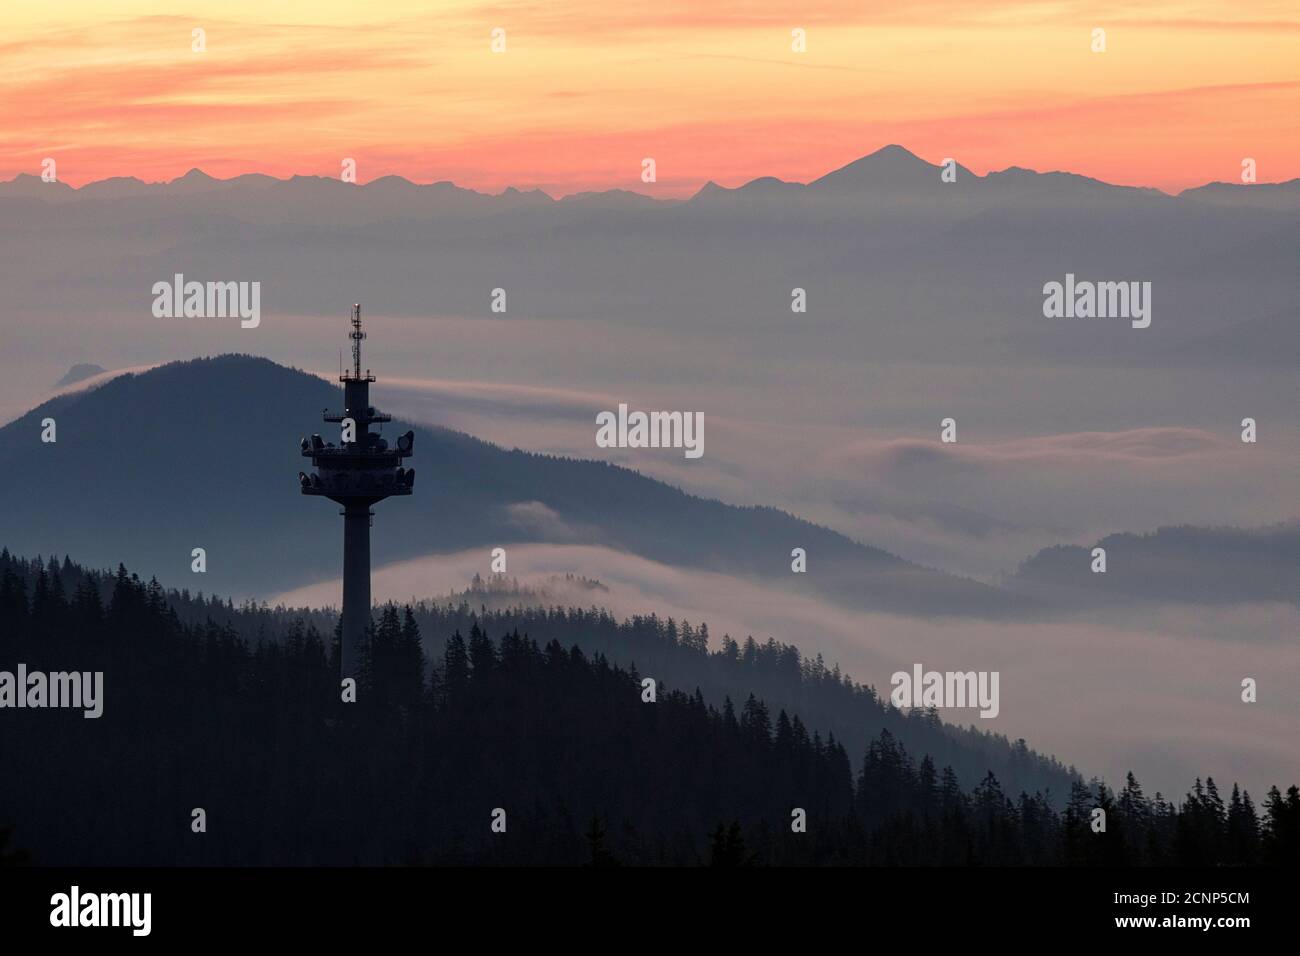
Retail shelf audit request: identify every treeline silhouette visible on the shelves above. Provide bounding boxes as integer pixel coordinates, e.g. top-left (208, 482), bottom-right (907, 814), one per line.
top-left (23, 556), bottom-right (1079, 801)
top-left (1, 552), bottom-right (1296, 866)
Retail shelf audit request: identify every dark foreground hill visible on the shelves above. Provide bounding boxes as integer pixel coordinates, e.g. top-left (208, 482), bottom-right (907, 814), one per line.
top-left (4, 550), bottom-right (1073, 804)
top-left (2, 552), bottom-right (1297, 866)
top-left (0, 354), bottom-right (1009, 615)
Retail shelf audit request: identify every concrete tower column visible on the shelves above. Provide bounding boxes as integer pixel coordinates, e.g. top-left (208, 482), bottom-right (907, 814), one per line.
top-left (341, 502), bottom-right (372, 679)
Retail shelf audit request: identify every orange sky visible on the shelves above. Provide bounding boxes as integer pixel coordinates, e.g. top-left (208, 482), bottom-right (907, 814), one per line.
top-left (2, 1), bottom-right (1299, 195)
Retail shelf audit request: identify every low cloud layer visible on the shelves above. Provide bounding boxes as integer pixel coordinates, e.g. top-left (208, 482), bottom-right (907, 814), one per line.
top-left (362, 354), bottom-right (1300, 580)
top-left (273, 543), bottom-right (1300, 800)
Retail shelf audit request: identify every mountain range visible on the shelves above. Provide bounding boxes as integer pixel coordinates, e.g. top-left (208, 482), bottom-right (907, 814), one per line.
top-left (8, 144), bottom-right (1297, 207)
top-left (3, 145), bottom-right (1296, 374)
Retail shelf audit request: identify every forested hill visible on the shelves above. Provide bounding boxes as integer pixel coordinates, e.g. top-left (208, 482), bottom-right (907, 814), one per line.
top-left (2, 551), bottom-right (1072, 800)
top-left (0, 354), bottom-right (1008, 615)
top-left (3, 551), bottom-right (1298, 866)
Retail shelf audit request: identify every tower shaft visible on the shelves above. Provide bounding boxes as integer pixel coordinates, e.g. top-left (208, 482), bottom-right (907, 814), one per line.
top-left (341, 503), bottom-right (372, 678)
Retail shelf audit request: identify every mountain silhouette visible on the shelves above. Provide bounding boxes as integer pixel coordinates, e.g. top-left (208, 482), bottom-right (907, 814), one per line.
top-left (810, 144), bottom-right (962, 193)
top-left (1013, 521), bottom-right (1300, 608)
top-left (0, 355), bottom-right (1008, 613)
top-left (8, 143), bottom-right (1278, 208)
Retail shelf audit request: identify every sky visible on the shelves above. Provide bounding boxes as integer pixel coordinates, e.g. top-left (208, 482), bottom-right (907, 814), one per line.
top-left (3, 1), bottom-right (1300, 194)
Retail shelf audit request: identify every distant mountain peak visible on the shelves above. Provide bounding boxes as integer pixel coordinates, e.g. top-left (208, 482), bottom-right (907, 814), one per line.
top-left (810, 145), bottom-right (946, 192)
top-left (874, 143), bottom-right (919, 158)
top-left (1, 172), bottom-right (72, 195)
top-left (163, 168), bottom-right (226, 194)
top-left (365, 174), bottom-right (417, 189)
top-left (175, 167), bottom-right (216, 183)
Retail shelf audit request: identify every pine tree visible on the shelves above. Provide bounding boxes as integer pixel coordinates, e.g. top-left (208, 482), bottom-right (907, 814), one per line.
top-left (1203, 776), bottom-right (1227, 860)
top-left (0, 569), bottom-right (28, 647)
top-left (29, 565), bottom-right (53, 645)
top-left (916, 755), bottom-right (939, 819)
top-left (739, 694), bottom-right (771, 748)
top-left (467, 621), bottom-right (496, 679)
top-left (721, 695), bottom-right (738, 735)
top-left (397, 606), bottom-right (427, 712)
top-left (1063, 780), bottom-right (1095, 865)
top-left (0, 826), bottom-right (30, 866)
top-left (707, 822), bottom-right (755, 867)
top-left (1226, 783), bottom-right (1259, 865)
top-left (72, 578), bottom-right (103, 631)
top-left (443, 630), bottom-right (470, 703)
top-left (1262, 785), bottom-right (1300, 865)
top-left (584, 815), bottom-right (620, 867)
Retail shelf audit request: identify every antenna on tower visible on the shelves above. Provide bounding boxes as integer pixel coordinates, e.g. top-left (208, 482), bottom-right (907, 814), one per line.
top-left (349, 303), bottom-right (365, 380)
